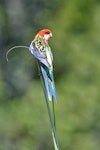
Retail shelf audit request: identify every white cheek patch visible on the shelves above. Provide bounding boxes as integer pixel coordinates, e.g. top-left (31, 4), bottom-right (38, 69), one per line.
top-left (44, 34), bottom-right (50, 40)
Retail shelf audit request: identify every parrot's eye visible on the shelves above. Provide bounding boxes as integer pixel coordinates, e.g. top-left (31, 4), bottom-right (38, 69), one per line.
top-left (45, 32), bottom-right (50, 34)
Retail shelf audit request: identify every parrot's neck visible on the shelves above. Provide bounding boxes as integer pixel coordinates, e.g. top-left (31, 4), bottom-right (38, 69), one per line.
top-left (45, 39), bottom-right (48, 43)
top-left (42, 36), bottom-right (49, 44)
top-left (36, 34), bottom-right (49, 44)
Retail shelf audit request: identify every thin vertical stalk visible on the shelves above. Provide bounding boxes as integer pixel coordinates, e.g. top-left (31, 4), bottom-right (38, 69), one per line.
top-left (37, 62), bottom-right (60, 150)
top-left (52, 98), bottom-right (56, 128)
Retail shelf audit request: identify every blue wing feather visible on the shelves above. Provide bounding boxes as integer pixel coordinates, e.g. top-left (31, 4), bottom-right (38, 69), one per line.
top-left (29, 42), bottom-right (45, 59)
top-left (29, 42), bottom-right (51, 69)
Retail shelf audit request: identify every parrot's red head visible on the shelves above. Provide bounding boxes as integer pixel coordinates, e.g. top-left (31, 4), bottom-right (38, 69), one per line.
top-left (38, 29), bottom-right (52, 43)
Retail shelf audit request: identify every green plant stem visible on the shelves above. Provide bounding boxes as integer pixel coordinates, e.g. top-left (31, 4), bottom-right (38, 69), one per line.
top-left (52, 98), bottom-right (56, 128)
top-left (37, 61), bottom-right (60, 150)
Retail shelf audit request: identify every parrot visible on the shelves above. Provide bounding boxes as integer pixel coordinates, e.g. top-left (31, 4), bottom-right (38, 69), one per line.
top-left (29, 29), bottom-right (58, 102)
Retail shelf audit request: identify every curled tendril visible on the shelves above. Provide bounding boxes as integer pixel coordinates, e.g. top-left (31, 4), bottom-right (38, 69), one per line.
top-left (6, 45), bottom-right (29, 61)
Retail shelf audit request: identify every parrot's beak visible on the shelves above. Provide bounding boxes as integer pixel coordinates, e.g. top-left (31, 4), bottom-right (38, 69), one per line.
top-left (50, 33), bottom-right (52, 37)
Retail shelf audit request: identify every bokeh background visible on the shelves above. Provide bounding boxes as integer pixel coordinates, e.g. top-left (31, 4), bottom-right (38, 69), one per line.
top-left (0, 0), bottom-right (100, 149)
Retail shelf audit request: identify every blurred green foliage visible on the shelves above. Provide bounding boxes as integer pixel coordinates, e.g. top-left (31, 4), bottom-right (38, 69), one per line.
top-left (0, 0), bottom-right (100, 149)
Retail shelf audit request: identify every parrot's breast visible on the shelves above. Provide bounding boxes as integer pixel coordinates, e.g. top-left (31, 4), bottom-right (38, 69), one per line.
top-left (33, 35), bottom-right (53, 70)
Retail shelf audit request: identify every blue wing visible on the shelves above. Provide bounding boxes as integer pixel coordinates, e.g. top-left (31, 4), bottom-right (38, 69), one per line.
top-left (29, 42), bottom-right (52, 69)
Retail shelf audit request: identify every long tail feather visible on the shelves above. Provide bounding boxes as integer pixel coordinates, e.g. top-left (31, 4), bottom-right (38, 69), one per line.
top-left (40, 63), bottom-right (58, 102)
top-left (49, 70), bottom-right (58, 102)
top-left (41, 66), bottom-right (52, 101)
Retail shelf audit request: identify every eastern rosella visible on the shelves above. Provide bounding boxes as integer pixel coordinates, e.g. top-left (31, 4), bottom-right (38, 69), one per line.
top-left (29, 29), bottom-right (58, 102)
